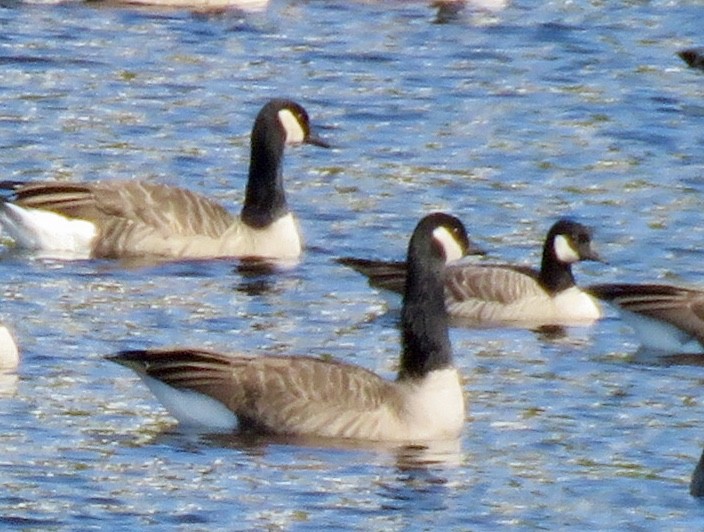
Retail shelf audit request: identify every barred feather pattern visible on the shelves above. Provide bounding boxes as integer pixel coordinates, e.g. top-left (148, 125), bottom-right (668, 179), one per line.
top-left (2, 181), bottom-right (302, 259)
top-left (338, 258), bottom-right (601, 325)
top-left (444, 265), bottom-right (601, 324)
top-left (588, 283), bottom-right (704, 346)
top-left (112, 348), bottom-right (464, 441)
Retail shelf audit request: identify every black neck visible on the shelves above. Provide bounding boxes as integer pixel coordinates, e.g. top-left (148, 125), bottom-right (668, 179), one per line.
top-left (538, 243), bottom-right (576, 294)
top-left (398, 244), bottom-right (453, 380)
top-left (240, 121), bottom-right (289, 229)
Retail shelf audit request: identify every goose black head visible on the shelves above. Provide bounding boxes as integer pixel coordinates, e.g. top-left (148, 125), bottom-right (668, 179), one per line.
top-left (547, 218), bottom-right (601, 265)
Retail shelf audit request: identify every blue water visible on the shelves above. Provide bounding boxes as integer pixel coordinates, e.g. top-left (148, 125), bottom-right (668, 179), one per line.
top-left (1, 0), bottom-right (704, 528)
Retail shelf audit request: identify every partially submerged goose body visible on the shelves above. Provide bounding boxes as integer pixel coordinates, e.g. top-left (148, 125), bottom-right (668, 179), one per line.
top-left (341, 218), bottom-right (603, 327)
top-left (0, 99), bottom-right (328, 261)
top-left (109, 212), bottom-right (469, 442)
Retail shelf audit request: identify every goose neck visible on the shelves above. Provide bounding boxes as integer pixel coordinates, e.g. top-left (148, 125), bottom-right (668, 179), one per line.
top-left (241, 127), bottom-right (288, 229)
top-left (539, 249), bottom-right (576, 294)
top-left (398, 259), bottom-right (453, 381)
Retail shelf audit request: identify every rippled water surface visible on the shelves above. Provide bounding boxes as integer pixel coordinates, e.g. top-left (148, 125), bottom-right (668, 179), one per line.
top-left (1, 0), bottom-right (704, 528)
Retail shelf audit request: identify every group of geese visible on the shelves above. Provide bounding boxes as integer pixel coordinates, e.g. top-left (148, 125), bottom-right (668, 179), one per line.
top-left (2, 98), bottom-right (704, 482)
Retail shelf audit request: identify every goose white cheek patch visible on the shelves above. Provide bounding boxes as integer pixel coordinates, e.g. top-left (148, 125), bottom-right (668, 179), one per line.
top-left (554, 234), bottom-right (581, 263)
top-left (278, 109), bottom-right (306, 144)
top-left (432, 226), bottom-right (464, 263)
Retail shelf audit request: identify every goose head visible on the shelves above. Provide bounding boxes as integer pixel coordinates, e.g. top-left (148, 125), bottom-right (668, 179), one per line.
top-left (243, 99), bottom-right (329, 229)
top-left (417, 212), bottom-right (473, 264)
top-left (539, 218), bottom-right (601, 293)
top-left (546, 218), bottom-right (601, 266)
top-left (252, 99), bottom-right (330, 150)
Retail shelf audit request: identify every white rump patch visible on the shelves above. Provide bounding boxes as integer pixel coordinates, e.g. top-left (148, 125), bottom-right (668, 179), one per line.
top-left (0, 204), bottom-right (96, 258)
top-left (141, 375), bottom-right (238, 431)
top-left (620, 310), bottom-right (704, 354)
top-left (432, 226), bottom-right (465, 263)
top-left (553, 234), bottom-right (580, 264)
top-left (0, 326), bottom-right (18, 370)
top-left (278, 109), bottom-right (306, 145)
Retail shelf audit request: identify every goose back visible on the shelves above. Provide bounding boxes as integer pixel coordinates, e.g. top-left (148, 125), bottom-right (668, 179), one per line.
top-left (111, 348), bottom-right (464, 441)
top-left (445, 262), bottom-right (601, 324)
top-left (2, 180), bottom-right (240, 258)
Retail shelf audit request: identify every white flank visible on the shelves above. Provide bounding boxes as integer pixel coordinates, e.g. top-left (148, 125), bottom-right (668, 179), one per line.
top-left (0, 204), bottom-right (96, 258)
top-left (553, 234), bottom-right (581, 264)
top-left (619, 310), bottom-right (704, 354)
top-left (141, 375), bottom-right (238, 431)
top-left (432, 226), bottom-right (465, 263)
top-left (0, 326), bottom-right (18, 370)
top-left (278, 109), bottom-right (306, 145)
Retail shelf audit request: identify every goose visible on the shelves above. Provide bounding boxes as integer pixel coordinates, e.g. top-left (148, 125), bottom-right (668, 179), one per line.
top-left (0, 325), bottom-right (18, 370)
top-left (692, 446), bottom-right (704, 497)
top-left (0, 99), bottom-right (328, 261)
top-left (340, 218), bottom-right (603, 327)
top-left (108, 212), bottom-right (469, 441)
top-left (587, 282), bottom-right (704, 354)
top-left (678, 47), bottom-right (704, 70)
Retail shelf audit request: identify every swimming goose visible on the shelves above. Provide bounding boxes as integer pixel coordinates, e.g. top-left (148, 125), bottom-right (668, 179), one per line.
top-left (107, 212), bottom-right (469, 441)
top-left (109, 213), bottom-right (467, 441)
top-left (0, 99), bottom-right (328, 261)
top-left (340, 218), bottom-right (603, 326)
top-left (587, 283), bottom-right (704, 354)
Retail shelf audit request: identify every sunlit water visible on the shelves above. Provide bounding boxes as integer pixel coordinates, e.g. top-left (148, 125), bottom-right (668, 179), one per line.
top-left (1, 0), bottom-right (704, 528)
